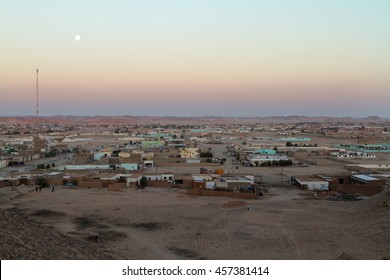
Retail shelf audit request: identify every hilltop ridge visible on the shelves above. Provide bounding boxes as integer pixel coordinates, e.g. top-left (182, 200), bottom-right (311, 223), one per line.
top-left (0, 115), bottom-right (388, 125)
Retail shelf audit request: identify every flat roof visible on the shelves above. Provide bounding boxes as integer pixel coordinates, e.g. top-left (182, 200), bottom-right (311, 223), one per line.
top-left (352, 174), bottom-right (380, 181)
top-left (296, 176), bottom-right (328, 182)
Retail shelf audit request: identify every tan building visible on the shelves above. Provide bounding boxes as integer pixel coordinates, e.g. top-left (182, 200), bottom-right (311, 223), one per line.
top-left (180, 148), bottom-right (200, 159)
top-left (33, 136), bottom-right (47, 156)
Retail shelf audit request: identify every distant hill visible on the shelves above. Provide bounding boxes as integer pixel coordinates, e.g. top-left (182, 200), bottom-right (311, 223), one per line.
top-left (0, 115), bottom-right (389, 125)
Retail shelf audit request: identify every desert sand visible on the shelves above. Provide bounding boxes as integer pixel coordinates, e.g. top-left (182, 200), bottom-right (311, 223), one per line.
top-left (1, 184), bottom-right (389, 260)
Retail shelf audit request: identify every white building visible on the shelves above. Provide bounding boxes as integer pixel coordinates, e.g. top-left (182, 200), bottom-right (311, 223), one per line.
top-left (295, 176), bottom-right (329, 191)
top-left (249, 154), bottom-right (288, 165)
top-left (0, 159), bottom-right (8, 169)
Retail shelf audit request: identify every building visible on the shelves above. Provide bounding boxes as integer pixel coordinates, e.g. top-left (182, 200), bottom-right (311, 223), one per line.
top-left (219, 174), bottom-right (255, 191)
top-left (192, 174), bottom-right (216, 190)
top-left (0, 159), bottom-right (8, 169)
top-left (142, 141), bottom-right (165, 149)
top-left (338, 143), bottom-right (390, 153)
top-left (181, 148), bottom-right (200, 159)
top-left (119, 163), bottom-right (139, 171)
top-left (143, 160), bottom-right (154, 168)
top-left (327, 174), bottom-right (386, 196)
top-left (58, 164), bottom-right (111, 171)
top-left (350, 174), bottom-right (385, 185)
top-left (33, 136), bottom-right (47, 156)
top-left (249, 154), bottom-right (289, 166)
top-left (137, 174), bottom-right (175, 187)
top-left (119, 154), bottom-right (141, 170)
top-left (75, 151), bottom-right (94, 164)
top-left (294, 176), bottom-right (329, 191)
top-left (94, 151), bottom-right (111, 161)
top-left (253, 148), bottom-right (276, 155)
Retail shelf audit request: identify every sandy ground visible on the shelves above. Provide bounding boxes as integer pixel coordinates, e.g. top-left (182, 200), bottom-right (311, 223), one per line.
top-left (1, 183), bottom-right (389, 260)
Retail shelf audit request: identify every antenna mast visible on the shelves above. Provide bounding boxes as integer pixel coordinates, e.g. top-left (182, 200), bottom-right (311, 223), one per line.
top-left (36, 68), bottom-right (39, 127)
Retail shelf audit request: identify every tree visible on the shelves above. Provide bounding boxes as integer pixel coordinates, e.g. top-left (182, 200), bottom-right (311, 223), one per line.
top-left (138, 176), bottom-right (147, 189)
top-left (45, 164), bottom-right (51, 169)
top-left (45, 149), bottom-right (57, 157)
top-left (36, 177), bottom-right (49, 188)
top-left (200, 151), bottom-right (213, 158)
top-left (37, 163), bottom-right (45, 169)
top-left (286, 141), bottom-right (293, 147)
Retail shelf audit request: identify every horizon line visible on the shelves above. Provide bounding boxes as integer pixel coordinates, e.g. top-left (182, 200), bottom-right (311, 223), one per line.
top-left (0, 114), bottom-right (388, 120)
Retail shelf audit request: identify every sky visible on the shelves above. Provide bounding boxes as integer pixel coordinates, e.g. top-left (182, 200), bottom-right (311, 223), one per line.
top-left (1, 0), bottom-right (390, 117)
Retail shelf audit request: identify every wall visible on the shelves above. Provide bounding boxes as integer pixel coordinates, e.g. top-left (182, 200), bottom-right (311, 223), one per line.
top-left (0, 180), bottom-right (19, 187)
top-left (146, 181), bottom-right (173, 188)
top-left (193, 181), bottom-right (206, 189)
top-left (120, 163), bottom-right (138, 170)
top-left (78, 180), bottom-right (102, 188)
top-left (330, 185), bottom-right (384, 196)
top-left (226, 182), bottom-right (254, 192)
top-left (188, 189), bottom-right (257, 199)
top-left (46, 177), bottom-right (64, 186)
top-left (108, 182), bottom-right (126, 191)
top-left (173, 179), bottom-right (193, 189)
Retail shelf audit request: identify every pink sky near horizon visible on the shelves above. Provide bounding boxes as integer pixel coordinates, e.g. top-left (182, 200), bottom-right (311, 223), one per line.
top-left (1, 1), bottom-right (389, 117)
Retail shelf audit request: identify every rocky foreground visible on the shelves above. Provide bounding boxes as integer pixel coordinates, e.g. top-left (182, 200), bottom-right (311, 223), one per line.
top-left (0, 208), bottom-right (120, 260)
top-left (1, 186), bottom-right (389, 260)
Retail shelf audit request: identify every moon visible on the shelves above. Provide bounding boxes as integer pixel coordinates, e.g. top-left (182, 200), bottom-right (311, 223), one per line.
top-left (75, 34), bottom-right (81, 41)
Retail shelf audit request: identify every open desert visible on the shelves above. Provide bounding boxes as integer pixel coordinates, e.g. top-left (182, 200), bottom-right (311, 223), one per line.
top-left (1, 182), bottom-right (389, 260)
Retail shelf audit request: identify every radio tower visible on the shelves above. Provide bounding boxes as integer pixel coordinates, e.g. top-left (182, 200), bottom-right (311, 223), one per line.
top-left (36, 68), bottom-right (39, 128)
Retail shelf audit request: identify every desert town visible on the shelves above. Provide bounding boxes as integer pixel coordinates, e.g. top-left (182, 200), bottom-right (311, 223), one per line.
top-left (1, 116), bottom-right (390, 259)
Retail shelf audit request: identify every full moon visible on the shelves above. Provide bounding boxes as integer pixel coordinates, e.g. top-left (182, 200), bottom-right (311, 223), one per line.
top-left (75, 34), bottom-right (81, 41)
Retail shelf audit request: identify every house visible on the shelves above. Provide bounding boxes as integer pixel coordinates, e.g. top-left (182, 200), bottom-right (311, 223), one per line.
top-left (294, 176), bottom-right (329, 191)
top-left (58, 164), bottom-right (111, 171)
top-left (0, 159), bottom-right (7, 169)
top-left (253, 148), bottom-right (276, 155)
top-left (137, 174), bottom-right (175, 187)
top-left (118, 151), bottom-right (131, 158)
top-left (118, 154), bottom-right (142, 170)
top-left (172, 174), bottom-right (194, 189)
top-left (142, 141), bottom-right (165, 149)
top-left (249, 154), bottom-right (288, 166)
top-left (94, 151), bottom-right (111, 161)
top-left (192, 174), bottom-right (216, 190)
top-left (74, 151), bottom-right (94, 164)
top-left (181, 148), bottom-right (200, 159)
top-left (350, 174), bottom-right (385, 185)
top-left (327, 173), bottom-right (385, 196)
top-left (143, 160), bottom-right (154, 168)
top-left (219, 175), bottom-right (255, 191)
